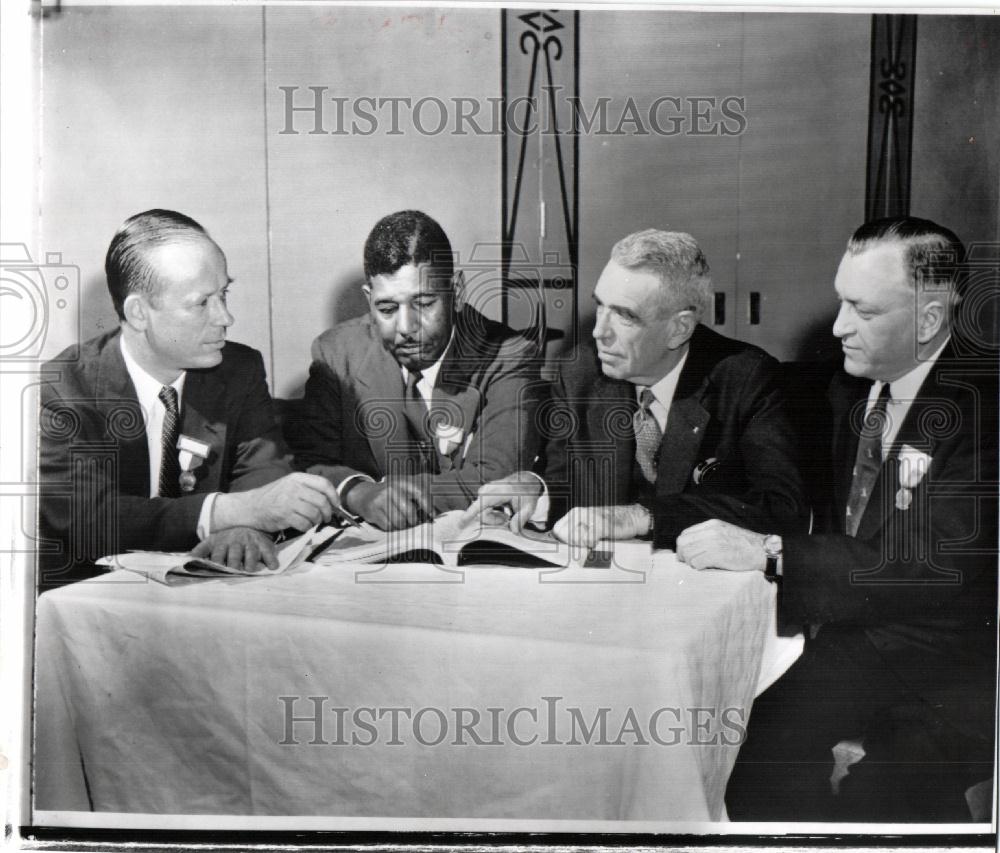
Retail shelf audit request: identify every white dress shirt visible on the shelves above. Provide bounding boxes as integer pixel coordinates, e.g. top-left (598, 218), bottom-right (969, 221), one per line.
top-left (120, 336), bottom-right (215, 538)
top-left (337, 330), bottom-right (458, 505)
top-left (399, 327), bottom-right (456, 410)
top-left (528, 348), bottom-right (691, 523)
top-left (865, 337), bottom-right (949, 458)
top-left (636, 348), bottom-right (690, 432)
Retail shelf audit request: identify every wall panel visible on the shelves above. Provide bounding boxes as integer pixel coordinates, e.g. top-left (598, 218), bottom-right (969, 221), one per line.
top-left (735, 13), bottom-right (870, 361)
top-left (911, 15), bottom-right (1000, 247)
top-left (264, 7), bottom-right (501, 396)
top-left (39, 6), bottom-right (271, 369)
top-left (578, 12), bottom-right (743, 339)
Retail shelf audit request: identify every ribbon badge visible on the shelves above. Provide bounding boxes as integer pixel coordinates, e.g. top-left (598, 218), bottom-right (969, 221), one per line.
top-left (435, 423), bottom-right (464, 457)
top-left (895, 444), bottom-right (932, 511)
top-left (176, 434), bottom-right (211, 493)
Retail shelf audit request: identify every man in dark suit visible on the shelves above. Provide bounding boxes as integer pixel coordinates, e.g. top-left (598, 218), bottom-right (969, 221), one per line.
top-left (677, 217), bottom-right (998, 821)
top-left (292, 210), bottom-right (542, 530)
top-left (463, 228), bottom-right (809, 546)
top-left (38, 209), bottom-right (338, 588)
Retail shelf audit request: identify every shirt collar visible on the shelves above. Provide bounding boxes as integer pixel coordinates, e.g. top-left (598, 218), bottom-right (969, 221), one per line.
top-left (120, 334), bottom-right (186, 411)
top-left (401, 327), bottom-right (456, 390)
top-left (880, 336), bottom-right (950, 402)
top-left (639, 348), bottom-right (690, 409)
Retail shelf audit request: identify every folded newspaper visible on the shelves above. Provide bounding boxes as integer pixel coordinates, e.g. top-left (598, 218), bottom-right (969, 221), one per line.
top-left (96, 526), bottom-right (319, 584)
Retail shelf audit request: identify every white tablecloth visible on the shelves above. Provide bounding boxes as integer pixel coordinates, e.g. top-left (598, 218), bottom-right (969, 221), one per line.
top-left (33, 550), bottom-right (801, 822)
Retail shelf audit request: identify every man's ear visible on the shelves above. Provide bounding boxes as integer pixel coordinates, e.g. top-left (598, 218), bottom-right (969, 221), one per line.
top-left (452, 270), bottom-right (466, 311)
top-left (362, 283), bottom-right (372, 303)
top-left (122, 294), bottom-right (150, 331)
top-left (916, 299), bottom-right (946, 344)
top-left (668, 309), bottom-right (698, 348)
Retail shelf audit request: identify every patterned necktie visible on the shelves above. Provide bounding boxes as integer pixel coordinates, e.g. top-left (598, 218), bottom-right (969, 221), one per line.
top-left (845, 383), bottom-right (891, 536)
top-left (158, 385), bottom-right (182, 498)
top-left (633, 388), bottom-right (662, 484)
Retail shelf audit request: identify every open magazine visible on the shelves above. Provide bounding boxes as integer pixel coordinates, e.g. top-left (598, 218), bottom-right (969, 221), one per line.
top-left (312, 510), bottom-right (617, 569)
top-left (96, 526), bottom-right (319, 584)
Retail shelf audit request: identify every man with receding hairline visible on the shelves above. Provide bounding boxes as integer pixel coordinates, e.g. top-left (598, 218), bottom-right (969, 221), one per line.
top-left (38, 209), bottom-right (338, 587)
top-left (677, 216), bottom-right (998, 821)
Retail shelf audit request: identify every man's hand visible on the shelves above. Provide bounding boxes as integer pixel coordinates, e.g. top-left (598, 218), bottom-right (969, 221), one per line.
top-left (460, 471), bottom-right (544, 533)
top-left (551, 504), bottom-right (651, 550)
top-left (675, 519), bottom-right (766, 572)
top-left (191, 527), bottom-right (278, 573)
top-left (212, 473), bottom-right (338, 533)
top-left (344, 477), bottom-right (433, 530)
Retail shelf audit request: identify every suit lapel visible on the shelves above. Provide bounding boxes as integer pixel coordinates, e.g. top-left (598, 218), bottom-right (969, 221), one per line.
top-left (95, 334), bottom-right (150, 497)
top-left (656, 329), bottom-right (712, 494)
top-left (658, 396), bottom-right (711, 493)
top-left (852, 349), bottom-right (958, 540)
top-left (354, 336), bottom-right (411, 476)
top-left (430, 380), bottom-right (481, 471)
top-left (180, 369), bottom-right (229, 492)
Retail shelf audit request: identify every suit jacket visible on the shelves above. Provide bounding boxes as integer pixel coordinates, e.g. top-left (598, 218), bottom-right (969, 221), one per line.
top-left (292, 307), bottom-right (544, 514)
top-left (541, 324), bottom-right (810, 545)
top-left (37, 330), bottom-right (293, 587)
top-left (780, 340), bottom-right (998, 742)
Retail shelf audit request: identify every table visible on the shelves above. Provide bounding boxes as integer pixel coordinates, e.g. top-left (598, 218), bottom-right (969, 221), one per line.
top-left (33, 549), bottom-right (801, 824)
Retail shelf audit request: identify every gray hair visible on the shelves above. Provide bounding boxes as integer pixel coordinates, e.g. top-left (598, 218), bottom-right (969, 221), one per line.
top-left (611, 229), bottom-right (713, 319)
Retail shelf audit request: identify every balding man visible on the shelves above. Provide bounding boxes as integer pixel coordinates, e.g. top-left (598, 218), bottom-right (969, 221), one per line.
top-left (677, 217), bottom-right (998, 821)
top-left (38, 209), bottom-right (337, 587)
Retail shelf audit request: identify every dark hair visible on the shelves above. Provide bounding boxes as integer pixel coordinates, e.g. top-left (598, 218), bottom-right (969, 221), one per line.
top-left (363, 210), bottom-right (454, 283)
top-left (847, 216), bottom-right (966, 302)
top-left (105, 209), bottom-right (211, 321)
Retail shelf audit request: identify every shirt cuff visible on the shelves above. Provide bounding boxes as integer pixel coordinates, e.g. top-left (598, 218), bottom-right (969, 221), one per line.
top-left (336, 473), bottom-right (376, 507)
top-left (196, 492), bottom-right (218, 540)
top-left (526, 472), bottom-right (549, 525)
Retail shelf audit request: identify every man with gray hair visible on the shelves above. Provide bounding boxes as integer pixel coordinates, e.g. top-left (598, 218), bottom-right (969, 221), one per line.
top-left (465, 228), bottom-right (809, 547)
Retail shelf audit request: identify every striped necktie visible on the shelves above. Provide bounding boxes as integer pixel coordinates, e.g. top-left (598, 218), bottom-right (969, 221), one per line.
top-left (845, 383), bottom-right (891, 536)
top-left (158, 385), bottom-right (182, 498)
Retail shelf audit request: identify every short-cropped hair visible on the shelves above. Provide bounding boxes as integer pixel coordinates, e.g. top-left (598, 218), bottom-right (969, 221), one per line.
top-left (363, 210), bottom-right (454, 284)
top-left (610, 229), bottom-right (713, 319)
top-left (847, 217), bottom-right (966, 303)
top-left (105, 209), bottom-right (210, 321)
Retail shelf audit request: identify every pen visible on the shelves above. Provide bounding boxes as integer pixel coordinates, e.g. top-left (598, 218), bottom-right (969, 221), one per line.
top-left (330, 503), bottom-right (362, 528)
top-left (305, 527), bottom-right (346, 563)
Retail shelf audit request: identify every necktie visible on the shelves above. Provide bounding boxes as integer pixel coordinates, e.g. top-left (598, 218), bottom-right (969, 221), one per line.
top-left (158, 385), bottom-right (182, 498)
top-left (402, 369), bottom-right (435, 474)
top-left (845, 383), bottom-right (891, 536)
top-left (633, 388), bottom-right (662, 484)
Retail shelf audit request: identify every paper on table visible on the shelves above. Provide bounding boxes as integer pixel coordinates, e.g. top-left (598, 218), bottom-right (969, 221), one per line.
top-left (96, 525), bottom-right (318, 584)
top-left (312, 510), bottom-right (622, 569)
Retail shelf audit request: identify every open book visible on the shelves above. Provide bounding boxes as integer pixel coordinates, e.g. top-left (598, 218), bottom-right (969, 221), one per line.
top-left (311, 510), bottom-right (616, 569)
top-left (96, 526), bottom-right (318, 584)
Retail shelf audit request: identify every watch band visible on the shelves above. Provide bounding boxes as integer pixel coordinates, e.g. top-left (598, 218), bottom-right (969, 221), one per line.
top-left (763, 534), bottom-right (783, 583)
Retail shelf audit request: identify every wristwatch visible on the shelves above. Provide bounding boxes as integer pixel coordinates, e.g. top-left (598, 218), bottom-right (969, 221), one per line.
top-left (763, 534), bottom-right (783, 583)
